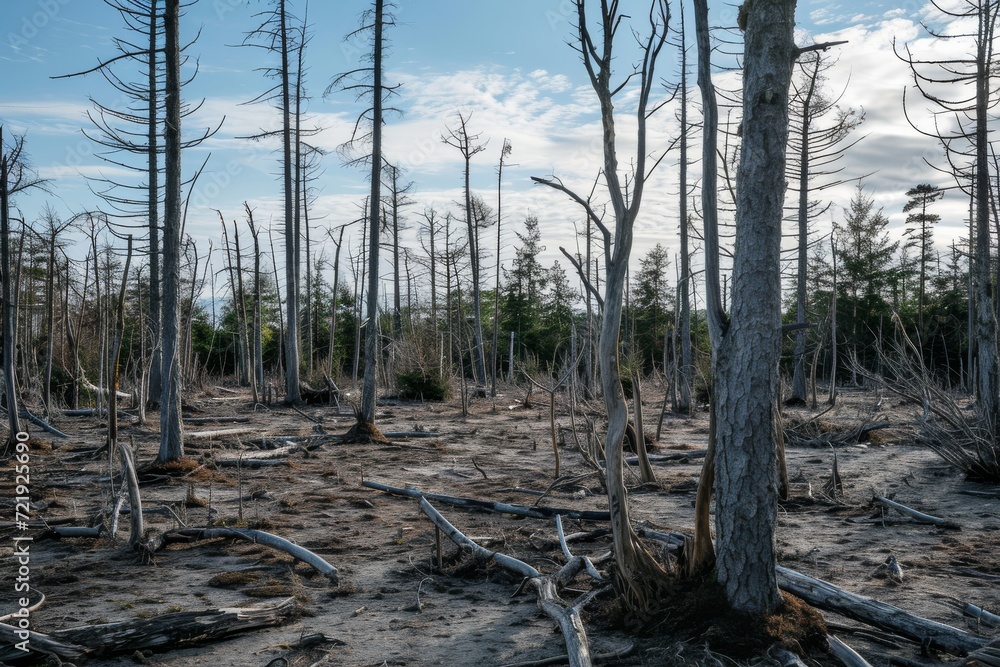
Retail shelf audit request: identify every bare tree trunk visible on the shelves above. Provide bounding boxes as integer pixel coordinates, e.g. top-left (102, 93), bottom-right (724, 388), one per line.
top-left (713, 0), bottom-right (797, 615)
top-left (0, 134), bottom-right (22, 447)
top-left (361, 0), bottom-right (384, 419)
top-left (247, 205), bottom-right (264, 393)
top-left (147, 0), bottom-right (162, 403)
top-left (280, 0), bottom-right (301, 404)
top-left (107, 237), bottom-right (133, 451)
top-left (677, 3), bottom-right (693, 415)
top-left (157, 0), bottom-right (184, 462)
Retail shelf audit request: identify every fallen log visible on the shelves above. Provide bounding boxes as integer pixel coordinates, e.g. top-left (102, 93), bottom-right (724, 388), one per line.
top-left (0, 598), bottom-right (296, 662)
top-left (165, 527), bottom-right (338, 583)
top-left (185, 427), bottom-right (258, 439)
top-left (419, 498), bottom-right (600, 667)
top-left (22, 408), bottom-right (71, 438)
top-left (964, 602), bottom-right (1000, 628)
top-left (183, 416), bottom-right (251, 424)
top-left (776, 566), bottom-right (986, 655)
top-left (0, 622), bottom-right (86, 662)
top-left (363, 480), bottom-right (612, 522)
top-left (214, 444), bottom-right (302, 466)
top-left (873, 495), bottom-right (961, 529)
top-left (625, 449), bottom-right (707, 465)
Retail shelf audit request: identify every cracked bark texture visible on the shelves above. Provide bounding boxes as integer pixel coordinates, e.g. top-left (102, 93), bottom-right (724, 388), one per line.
top-left (714, 0), bottom-right (797, 614)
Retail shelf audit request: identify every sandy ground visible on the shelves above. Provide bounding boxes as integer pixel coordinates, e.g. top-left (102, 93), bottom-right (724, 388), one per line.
top-left (2, 382), bottom-right (999, 666)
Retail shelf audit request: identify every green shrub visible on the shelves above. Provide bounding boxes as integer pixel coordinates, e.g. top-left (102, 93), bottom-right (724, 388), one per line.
top-left (396, 371), bottom-right (451, 401)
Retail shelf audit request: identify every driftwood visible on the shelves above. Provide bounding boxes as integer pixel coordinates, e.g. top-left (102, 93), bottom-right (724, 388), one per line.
top-left (382, 431), bottom-right (441, 438)
top-left (0, 597), bottom-right (297, 662)
top-left (873, 495), bottom-right (961, 529)
top-left (363, 480), bottom-right (612, 522)
top-left (776, 566), bottom-right (987, 655)
top-left (419, 498), bottom-right (603, 667)
top-left (827, 635), bottom-right (875, 667)
top-left (165, 527), bottom-right (338, 583)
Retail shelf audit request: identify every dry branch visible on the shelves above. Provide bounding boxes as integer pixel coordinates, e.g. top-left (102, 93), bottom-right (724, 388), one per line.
top-left (873, 495), bottom-right (960, 529)
top-left (362, 480), bottom-right (612, 522)
top-left (165, 527), bottom-right (338, 582)
top-left (419, 498), bottom-right (601, 667)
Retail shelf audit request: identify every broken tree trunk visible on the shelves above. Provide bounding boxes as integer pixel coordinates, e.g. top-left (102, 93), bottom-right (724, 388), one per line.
top-left (776, 566), bottom-right (986, 655)
top-left (0, 597), bottom-right (296, 662)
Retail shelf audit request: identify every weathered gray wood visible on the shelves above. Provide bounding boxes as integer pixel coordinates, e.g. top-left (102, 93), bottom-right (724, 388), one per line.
top-left (874, 495), bottom-right (961, 529)
top-left (363, 480), bottom-right (612, 522)
top-left (964, 602), bottom-right (1000, 628)
top-left (185, 427), bottom-right (257, 439)
top-left (0, 622), bottom-right (86, 662)
top-left (48, 597), bottom-right (295, 658)
top-left (22, 408), bottom-right (71, 438)
top-left (419, 497), bottom-right (538, 577)
top-left (167, 527), bottom-right (338, 582)
top-left (419, 498), bottom-right (596, 667)
top-left (776, 566), bottom-right (986, 655)
top-left (827, 635), bottom-right (875, 667)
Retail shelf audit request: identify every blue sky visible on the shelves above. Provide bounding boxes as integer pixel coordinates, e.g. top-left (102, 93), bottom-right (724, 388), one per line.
top-left (0, 0), bottom-right (970, 296)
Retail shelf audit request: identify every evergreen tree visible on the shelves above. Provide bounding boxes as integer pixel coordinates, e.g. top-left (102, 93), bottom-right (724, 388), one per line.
top-left (834, 183), bottom-right (898, 373)
top-left (633, 243), bottom-right (673, 372)
top-left (902, 183), bottom-right (944, 333)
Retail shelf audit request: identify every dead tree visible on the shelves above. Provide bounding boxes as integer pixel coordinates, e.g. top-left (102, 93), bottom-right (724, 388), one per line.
top-left (532, 0), bottom-right (672, 614)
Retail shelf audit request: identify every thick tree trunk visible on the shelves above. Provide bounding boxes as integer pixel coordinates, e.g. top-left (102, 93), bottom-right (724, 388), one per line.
top-left (713, 0), bottom-right (796, 615)
top-left (157, 0), bottom-right (184, 462)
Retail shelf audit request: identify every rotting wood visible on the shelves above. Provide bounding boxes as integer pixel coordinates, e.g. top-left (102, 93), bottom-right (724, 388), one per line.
top-left (0, 622), bottom-right (86, 662)
top-left (828, 635), bottom-right (876, 667)
top-left (873, 495), bottom-right (961, 529)
top-left (419, 498), bottom-right (600, 667)
top-left (363, 479), bottom-right (612, 522)
top-left (50, 597), bottom-right (294, 660)
top-left (776, 566), bottom-right (987, 655)
top-left (165, 527), bottom-right (339, 583)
